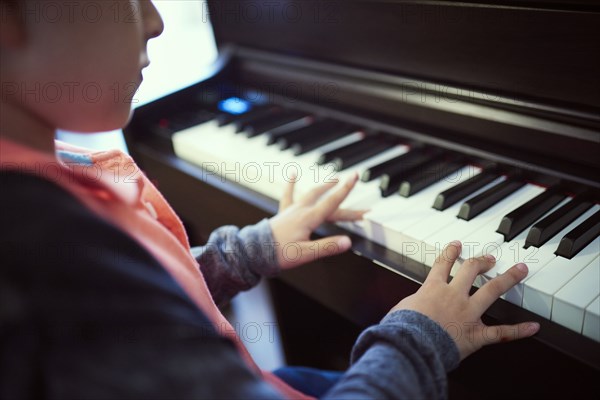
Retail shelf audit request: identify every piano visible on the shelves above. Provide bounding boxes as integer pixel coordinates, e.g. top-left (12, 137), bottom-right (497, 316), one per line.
top-left (125, 1), bottom-right (600, 397)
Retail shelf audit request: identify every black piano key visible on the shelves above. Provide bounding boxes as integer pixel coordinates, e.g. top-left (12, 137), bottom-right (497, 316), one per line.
top-left (457, 177), bottom-right (525, 221)
top-left (290, 123), bottom-right (359, 155)
top-left (496, 185), bottom-right (567, 241)
top-left (259, 116), bottom-right (313, 142)
top-left (433, 166), bottom-right (499, 211)
top-left (525, 194), bottom-right (594, 248)
top-left (274, 119), bottom-right (340, 148)
top-left (264, 117), bottom-right (314, 145)
top-left (333, 140), bottom-right (393, 171)
top-left (231, 106), bottom-right (282, 131)
top-left (244, 110), bottom-right (309, 137)
top-left (379, 151), bottom-right (443, 197)
top-left (318, 135), bottom-right (371, 165)
top-left (318, 135), bottom-right (392, 167)
top-left (361, 146), bottom-right (428, 182)
top-left (399, 157), bottom-right (464, 197)
top-left (554, 210), bottom-right (600, 259)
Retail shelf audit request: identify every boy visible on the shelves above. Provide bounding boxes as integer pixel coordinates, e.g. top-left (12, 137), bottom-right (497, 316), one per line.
top-left (0, 1), bottom-right (539, 398)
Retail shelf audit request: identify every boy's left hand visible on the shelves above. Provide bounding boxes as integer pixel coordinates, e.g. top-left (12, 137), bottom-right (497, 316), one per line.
top-left (269, 173), bottom-right (367, 270)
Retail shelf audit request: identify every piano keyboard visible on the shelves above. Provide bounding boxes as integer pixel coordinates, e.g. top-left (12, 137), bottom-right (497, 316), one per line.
top-left (169, 98), bottom-right (600, 342)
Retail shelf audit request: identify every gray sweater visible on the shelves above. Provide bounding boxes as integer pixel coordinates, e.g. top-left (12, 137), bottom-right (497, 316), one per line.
top-left (193, 219), bottom-right (460, 399)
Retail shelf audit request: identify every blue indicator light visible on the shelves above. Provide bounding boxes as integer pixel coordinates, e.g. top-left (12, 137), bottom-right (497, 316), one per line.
top-left (218, 97), bottom-right (251, 115)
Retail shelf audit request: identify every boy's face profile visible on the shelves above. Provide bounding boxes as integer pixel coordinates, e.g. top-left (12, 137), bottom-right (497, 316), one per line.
top-left (0, 0), bottom-right (164, 133)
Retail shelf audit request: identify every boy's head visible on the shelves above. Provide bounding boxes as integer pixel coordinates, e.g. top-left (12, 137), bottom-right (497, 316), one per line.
top-left (0, 0), bottom-right (164, 132)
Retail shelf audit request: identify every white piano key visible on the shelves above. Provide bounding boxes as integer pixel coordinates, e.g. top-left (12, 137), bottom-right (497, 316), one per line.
top-left (297, 143), bottom-right (410, 198)
top-left (383, 165), bottom-right (481, 233)
top-left (366, 165), bottom-right (475, 226)
top-left (421, 184), bottom-right (545, 267)
top-left (472, 197), bottom-right (572, 289)
top-left (364, 166), bottom-right (470, 255)
top-left (552, 257), bottom-right (600, 333)
top-left (499, 205), bottom-right (600, 306)
top-left (406, 176), bottom-right (506, 243)
top-left (582, 296), bottom-right (600, 342)
top-left (366, 166), bottom-right (479, 256)
top-left (522, 237), bottom-right (600, 320)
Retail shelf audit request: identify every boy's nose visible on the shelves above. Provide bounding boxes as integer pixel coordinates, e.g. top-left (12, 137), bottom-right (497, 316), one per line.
top-left (145, 1), bottom-right (165, 40)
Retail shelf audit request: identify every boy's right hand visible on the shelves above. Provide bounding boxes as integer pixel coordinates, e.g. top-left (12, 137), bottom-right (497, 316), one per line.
top-left (390, 241), bottom-right (540, 361)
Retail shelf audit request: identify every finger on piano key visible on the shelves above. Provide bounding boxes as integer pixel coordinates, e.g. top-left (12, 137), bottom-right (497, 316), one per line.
top-left (582, 296), bottom-right (600, 341)
top-left (457, 176), bottom-right (525, 221)
top-left (493, 204), bottom-right (599, 305)
top-left (247, 125), bottom-right (362, 198)
top-left (525, 192), bottom-right (594, 248)
top-left (552, 256), bottom-right (600, 333)
top-left (477, 199), bottom-right (573, 301)
top-left (468, 196), bottom-right (572, 289)
top-left (555, 209), bottom-right (600, 259)
top-left (337, 146), bottom-right (411, 209)
top-left (283, 127), bottom-right (393, 200)
top-left (291, 133), bottom-right (365, 194)
top-left (433, 165), bottom-right (499, 211)
top-left (496, 184), bottom-right (567, 241)
top-left (398, 156), bottom-right (465, 197)
top-left (519, 205), bottom-right (600, 317)
top-left (522, 238), bottom-right (599, 320)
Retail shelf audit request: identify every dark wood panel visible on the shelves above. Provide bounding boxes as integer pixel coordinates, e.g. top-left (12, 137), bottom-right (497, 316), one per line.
top-left (209, 0), bottom-right (600, 110)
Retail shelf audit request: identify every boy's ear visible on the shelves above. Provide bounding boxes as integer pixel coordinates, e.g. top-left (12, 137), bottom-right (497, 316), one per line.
top-left (0, 1), bottom-right (27, 49)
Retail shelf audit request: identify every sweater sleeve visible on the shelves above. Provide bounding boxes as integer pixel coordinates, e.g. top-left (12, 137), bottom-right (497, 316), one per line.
top-left (324, 310), bottom-right (460, 400)
top-left (190, 218), bottom-right (280, 306)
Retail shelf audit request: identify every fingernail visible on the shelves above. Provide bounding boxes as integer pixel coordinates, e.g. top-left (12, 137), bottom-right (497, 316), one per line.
top-left (449, 240), bottom-right (461, 248)
top-left (485, 254), bottom-right (496, 262)
top-left (338, 236), bottom-right (351, 249)
top-left (527, 322), bottom-right (540, 334)
top-left (516, 263), bottom-right (528, 273)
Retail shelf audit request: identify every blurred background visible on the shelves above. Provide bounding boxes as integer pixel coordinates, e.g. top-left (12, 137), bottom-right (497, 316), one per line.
top-left (56, 0), bottom-right (285, 371)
